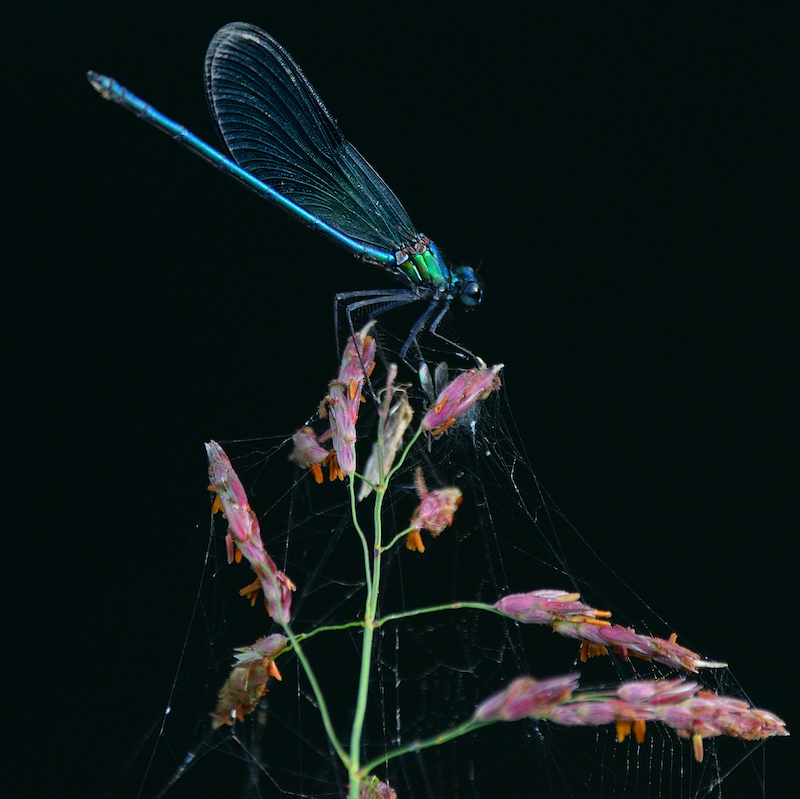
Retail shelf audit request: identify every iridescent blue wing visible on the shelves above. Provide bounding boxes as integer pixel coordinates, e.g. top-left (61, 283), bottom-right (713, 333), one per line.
top-left (205, 22), bottom-right (419, 253)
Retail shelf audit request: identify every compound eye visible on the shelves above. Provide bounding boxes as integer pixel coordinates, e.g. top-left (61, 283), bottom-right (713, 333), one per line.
top-left (461, 280), bottom-right (482, 307)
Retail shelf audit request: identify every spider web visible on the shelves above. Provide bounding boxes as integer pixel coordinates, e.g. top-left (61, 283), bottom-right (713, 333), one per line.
top-left (102, 330), bottom-right (774, 799)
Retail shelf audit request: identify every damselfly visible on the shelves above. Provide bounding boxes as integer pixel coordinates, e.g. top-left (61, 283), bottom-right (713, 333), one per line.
top-left (88, 22), bottom-right (483, 362)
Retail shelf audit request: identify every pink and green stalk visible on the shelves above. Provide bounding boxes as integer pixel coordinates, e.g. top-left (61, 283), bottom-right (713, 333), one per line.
top-left (205, 353), bottom-right (787, 797)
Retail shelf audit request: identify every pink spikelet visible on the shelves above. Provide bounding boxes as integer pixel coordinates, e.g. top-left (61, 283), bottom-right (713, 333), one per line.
top-left (495, 590), bottom-right (607, 625)
top-left (289, 426), bottom-right (328, 484)
top-left (474, 674), bottom-right (580, 722)
top-left (358, 363), bottom-right (413, 501)
top-left (549, 678), bottom-right (789, 760)
top-left (325, 322), bottom-right (377, 478)
top-left (206, 441), bottom-right (296, 624)
top-left (406, 467), bottom-right (462, 553)
top-left (495, 590), bottom-right (725, 673)
top-left (421, 364), bottom-right (503, 435)
top-left (475, 673), bottom-right (788, 761)
top-left (338, 320), bottom-right (377, 389)
top-left (209, 634), bottom-right (287, 728)
top-left (327, 381), bottom-right (359, 478)
top-left (359, 776), bottom-right (398, 799)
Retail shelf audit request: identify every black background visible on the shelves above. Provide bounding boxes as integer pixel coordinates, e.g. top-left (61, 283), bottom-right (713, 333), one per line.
top-left (8, 3), bottom-right (797, 797)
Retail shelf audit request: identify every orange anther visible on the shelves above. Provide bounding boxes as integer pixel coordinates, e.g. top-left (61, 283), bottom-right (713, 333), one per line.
top-left (432, 417), bottom-right (456, 435)
top-left (633, 718), bottom-right (647, 744)
top-left (581, 641), bottom-right (609, 661)
top-left (582, 616), bottom-right (612, 627)
top-left (406, 530), bottom-right (425, 553)
top-left (616, 720), bottom-right (632, 742)
top-left (268, 661), bottom-right (283, 681)
top-left (310, 463), bottom-right (323, 484)
top-left (327, 453), bottom-right (343, 481)
top-left (238, 578), bottom-right (262, 607)
top-left (692, 733), bottom-right (704, 762)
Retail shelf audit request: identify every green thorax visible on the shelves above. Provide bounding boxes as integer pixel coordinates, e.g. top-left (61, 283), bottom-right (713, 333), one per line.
top-left (396, 247), bottom-right (450, 288)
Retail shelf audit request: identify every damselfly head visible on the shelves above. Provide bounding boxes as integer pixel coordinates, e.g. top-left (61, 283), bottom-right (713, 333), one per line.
top-left (454, 265), bottom-right (483, 308)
